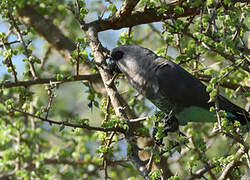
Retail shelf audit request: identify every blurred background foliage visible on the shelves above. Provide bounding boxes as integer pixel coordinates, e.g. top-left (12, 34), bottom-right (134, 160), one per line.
top-left (0, 0), bottom-right (249, 179)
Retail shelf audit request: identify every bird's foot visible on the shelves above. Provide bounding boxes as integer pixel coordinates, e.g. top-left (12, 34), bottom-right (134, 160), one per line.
top-left (152, 112), bottom-right (179, 146)
top-left (162, 114), bottom-right (179, 134)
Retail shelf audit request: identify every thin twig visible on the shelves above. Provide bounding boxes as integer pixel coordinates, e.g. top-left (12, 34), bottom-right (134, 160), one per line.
top-left (197, 74), bottom-right (250, 91)
top-left (104, 97), bottom-right (111, 122)
top-left (185, 164), bottom-right (216, 180)
top-left (215, 88), bottom-right (222, 129)
top-left (12, 108), bottom-right (125, 133)
top-left (1, 38), bottom-right (18, 82)
top-left (0, 40), bottom-right (20, 48)
top-left (0, 74), bottom-right (101, 88)
top-left (76, 42), bottom-right (80, 76)
top-left (218, 147), bottom-right (245, 180)
top-left (8, 11), bottom-right (38, 79)
top-left (103, 96), bottom-right (112, 180)
top-left (40, 46), bottom-right (51, 69)
top-left (128, 117), bottom-right (148, 123)
top-left (44, 85), bottom-right (56, 122)
top-left (164, 21), bottom-right (250, 73)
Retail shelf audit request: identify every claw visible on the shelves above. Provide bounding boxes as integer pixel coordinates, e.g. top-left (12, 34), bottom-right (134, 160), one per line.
top-left (163, 116), bottom-right (179, 132)
top-left (153, 110), bottom-right (180, 146)
top-left (162, 110), bottom-right (179, 133)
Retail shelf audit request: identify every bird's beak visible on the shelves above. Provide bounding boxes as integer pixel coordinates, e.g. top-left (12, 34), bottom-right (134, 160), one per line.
top-left (106, 57), bottom-right (121, 74)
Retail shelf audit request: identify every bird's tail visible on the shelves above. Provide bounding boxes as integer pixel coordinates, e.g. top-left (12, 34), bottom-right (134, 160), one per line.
top-left (218, 95), bottom-right (249, 125)
top-left (227, 110), bottom-right (249, 125)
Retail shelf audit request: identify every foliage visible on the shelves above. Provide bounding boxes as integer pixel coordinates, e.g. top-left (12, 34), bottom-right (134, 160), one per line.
top-left (0, 0), bottom-right (249, 179)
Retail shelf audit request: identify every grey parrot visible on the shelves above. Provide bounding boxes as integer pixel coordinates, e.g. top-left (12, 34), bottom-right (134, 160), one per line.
top-left (110, 45), bottom-right (249, 128)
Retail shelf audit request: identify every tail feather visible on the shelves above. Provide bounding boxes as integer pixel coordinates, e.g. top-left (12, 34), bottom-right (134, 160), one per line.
top-left (218, 95), bottom-right (249, 125)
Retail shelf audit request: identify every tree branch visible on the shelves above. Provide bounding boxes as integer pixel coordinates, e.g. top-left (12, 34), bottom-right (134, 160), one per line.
top-left (17, 5), bottom-right (76, 60)
top-left (218, 148), bottom-right (245, 180)
top-left (1, 37), bottom-right (18, 82)
top-left (84, 2), bottom-right (200, 32)
top-left (17, 5), bottom-right (106, 93)
top-left (83, 0), bottom-right (247, 32)
top-left (12, 108), bottom-right (125, 133)
top-left (44, 158), bottom-right (100, 166)
top-left (163, 21), bottom-right (250, 73)
top-left (185, 164), bottom-right (216, 180)
top-left (8, 11), bottom-right (38, 79)
top-left (0, 175), bottom-right (12, 180)
top-left (44, 158), bottom-right (128, 167)
top-left (0, 40), bottom-right (20, 48)
top-left (197, 74), bottom-right (250, 91)
top-left (84, 23), bottom-right (153, 180)
top-left (0, 74), bottom-right (100, 88)
top-left (110, 0), bottom-right (140, 22)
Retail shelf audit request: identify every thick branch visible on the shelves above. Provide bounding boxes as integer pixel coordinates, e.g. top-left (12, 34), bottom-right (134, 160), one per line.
top-left (110, 0), bottom-right (140, 22)
top-left (17, 5), bottom-right (76, 59)
top-left (17, 5), bottom-right (105, 92)
top-left (84, 1), bottom-right (200, 32)
top-left (17, 1), bottom-right (249, 53)
top-left (84, 24), bottom-right (153, 179)
top-left (84, 0), bottom-right (247, 32)
top-left (218, 148), bottom-right (245, 180)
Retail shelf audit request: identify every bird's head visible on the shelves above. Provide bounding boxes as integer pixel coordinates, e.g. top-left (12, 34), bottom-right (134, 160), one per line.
top-left (110, 45), bottom-right (157, 75)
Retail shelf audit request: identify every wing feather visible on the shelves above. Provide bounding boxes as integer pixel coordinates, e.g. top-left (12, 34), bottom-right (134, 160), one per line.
top-left (154, 57), bottom-right (249, 124)
top-left (154, 57), bottom-right (210, 110)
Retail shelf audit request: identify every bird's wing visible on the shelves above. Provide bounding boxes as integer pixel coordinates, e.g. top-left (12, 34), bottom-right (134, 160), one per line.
top-left (154, 57), bottom-right (210, 110)
top-left (154, 57), bottom-right (249, 124)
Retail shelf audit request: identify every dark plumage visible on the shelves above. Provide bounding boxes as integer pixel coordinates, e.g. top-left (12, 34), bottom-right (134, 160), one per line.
top-left (111, 45), bottom-right (249, 125)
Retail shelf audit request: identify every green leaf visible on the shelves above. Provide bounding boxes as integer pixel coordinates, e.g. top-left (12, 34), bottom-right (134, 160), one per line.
top-left (79, 7), bottom-right (88, 19)
top-left (0, 32), bottom-right (6, 38)
top-left (57, 4), bottom-right (65, 11)
top-left (107, 4), bottom-right (117, 15)
top-left (56, 74), bottom-right (64, 81)
top-left (168, 176), bottom-right (180, 180)
top-left (79, 118), bottom-right (89, 125)
top-left (149, 169), bottom-right (162, 180)
top-left (206, 0), bottom-right (215, 6)
top-left (59, 125), bottom-right (65, 132)
top-left (174, 6), bottom-right (184, 15)
top-left (224, 0), bottom-right (231, 6)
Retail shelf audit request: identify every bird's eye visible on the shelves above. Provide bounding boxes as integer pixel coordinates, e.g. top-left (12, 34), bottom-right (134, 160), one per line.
top-left (112, 50), bottom-right (124, 61)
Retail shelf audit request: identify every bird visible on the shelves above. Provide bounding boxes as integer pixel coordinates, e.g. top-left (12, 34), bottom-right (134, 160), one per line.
top-left (110, 45), bottom-right (249, 131)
